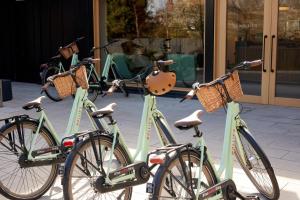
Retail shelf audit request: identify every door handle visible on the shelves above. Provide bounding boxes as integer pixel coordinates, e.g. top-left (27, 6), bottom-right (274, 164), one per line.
top-left (262, 35), bottom-right (268, 72)
top-left (270, 35), bottom-right (276, 73)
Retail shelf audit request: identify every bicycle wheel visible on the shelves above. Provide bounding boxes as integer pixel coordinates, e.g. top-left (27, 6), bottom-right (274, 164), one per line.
top-left (42, 65), bottom-right (62, 102)
top-left (86, 68), bottom-right (99, 102)
top-left (0, 119), bottom-right (59, 200)
top-left (235, 127), bottom-right (280, 200)
top-left (151, 149), bottom-right (217, 200)
top-left (63, 134), bottom-right (132, 200)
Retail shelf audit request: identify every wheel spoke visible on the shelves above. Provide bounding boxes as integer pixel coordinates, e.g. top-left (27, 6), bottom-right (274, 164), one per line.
top-left (235, 129), bottom-right (278, 199)
top-left (0, 122), bottom-right (57, 198)
top-left (155, 152), bottom-right (215, 200)
top-left (65, 136), bottom-right (131, 199)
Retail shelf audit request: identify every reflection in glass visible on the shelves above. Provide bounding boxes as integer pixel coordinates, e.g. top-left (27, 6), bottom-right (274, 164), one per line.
top-left (276, 0), bottom-right (300, 98)
top-left (226, 0), bottom-right (264, 96)
top-left (105, 0), bottom-right (204, 87)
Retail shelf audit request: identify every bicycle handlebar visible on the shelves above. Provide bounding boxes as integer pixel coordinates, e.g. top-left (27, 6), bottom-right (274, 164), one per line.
top-left (231, 59), bottom-right (262, 72)
top-left (58, 36), bottom-right (85, 53)
top-left (180, 59), bottom-right (263, 102)
top-left (42, 64), bottom-right (83, 92)
top-left (104, 59), bottom-right (175, 96)
top-left (104, 75), bottom-right (142, 96)
top-left (248, 59), bottom-right (262, 67)
top-left (105, 58), bottom-right (175, 94)
top-left (44, 57), bottom-right (99, 85)
top-left (90, 39), bottom-right (120, 54)
top-left (64, 36), bottom-right (85, 48)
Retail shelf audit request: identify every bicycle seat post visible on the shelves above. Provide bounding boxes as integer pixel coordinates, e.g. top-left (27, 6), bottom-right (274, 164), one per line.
top-left (193, 126), bottom-right (203, 138)
top-left (106, 115), bottom-right (116, 125)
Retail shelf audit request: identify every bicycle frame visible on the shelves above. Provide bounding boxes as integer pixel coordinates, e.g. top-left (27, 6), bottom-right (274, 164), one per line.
top-left (102, 54), bottom-right (119, 81)
top-left (71, 54), bottom-right (78, 66)
top-left (55, 53), bottom-right (79, 72)
top-left (85, 63), bottom-right (101, 85)
top-left (26, 87), bottom-right (105, 162)
top-left (104, 94), bottom-right (177, 185)
top-left (194, 101), bottom-right (248, 199)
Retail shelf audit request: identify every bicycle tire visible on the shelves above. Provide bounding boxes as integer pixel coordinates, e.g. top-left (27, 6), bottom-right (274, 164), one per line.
top-left (235, 126), bottom-right (280, 200)
top-left (42, 65), bottom-right (62, 102)
top-left (150, 149), bottom-right (217, 200)
top-left (0, 119), bottom-right (59, 200)
top-left (86, 67), bottom-right (99, 102)
top-left (63, 134), bottom-right (132, 200)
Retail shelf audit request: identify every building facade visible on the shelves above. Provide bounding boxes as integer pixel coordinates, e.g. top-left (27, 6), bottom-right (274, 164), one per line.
top-left (93, 0), bottom-right (300, 107)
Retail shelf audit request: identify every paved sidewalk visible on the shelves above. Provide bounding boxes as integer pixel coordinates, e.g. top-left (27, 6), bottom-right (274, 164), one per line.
top-left (0, 82), bottom-right (300, 200)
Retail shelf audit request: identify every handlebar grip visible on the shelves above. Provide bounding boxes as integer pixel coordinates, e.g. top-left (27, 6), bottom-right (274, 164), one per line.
top-left (248, 59), bottom-right (263, 68)
top-left (180, 89), bottom-right (196, 102)
top-left (233, 59), bottom-right (263, 72)
top-left (187, 89), bottom-right (196, 98)
top-left (157, 60), bottom-right (174, 66)
top-left (76, 36), bottom-right (85, 42)
top-left (82, 57), bottom-right (100, 64)
top-left (92, 58), bottom-right (100, 63)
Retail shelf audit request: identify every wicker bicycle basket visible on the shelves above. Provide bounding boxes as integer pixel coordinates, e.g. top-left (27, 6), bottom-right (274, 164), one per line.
top-left (52, 66), bottom-right (89, 99)
top-left (59, 42), bottom-right (79, 59)
top-left (196, 71), bottom-right (243, 112)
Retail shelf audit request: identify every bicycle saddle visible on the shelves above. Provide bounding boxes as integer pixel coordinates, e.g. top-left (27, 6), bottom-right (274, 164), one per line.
top-left (91, 103), bottom-right (117, 117)
top-left (174, 110), bottom-right (203, 130)
top-left (23, 96), bottom-right (46, 110)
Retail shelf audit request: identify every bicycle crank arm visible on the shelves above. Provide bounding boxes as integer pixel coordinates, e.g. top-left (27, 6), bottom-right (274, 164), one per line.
top-left (95, 161), bottom-right (150, 193)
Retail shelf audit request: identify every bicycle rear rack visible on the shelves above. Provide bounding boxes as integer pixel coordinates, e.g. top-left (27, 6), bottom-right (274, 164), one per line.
top-left (147, 143), bottom-right (193, 164)
top-left (0, 114), bottom-right (29, 125)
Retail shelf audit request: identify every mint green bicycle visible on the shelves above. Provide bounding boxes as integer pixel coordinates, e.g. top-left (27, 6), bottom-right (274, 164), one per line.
top-left (62, 61), bottom-right (178, 199)
top-left (0, 63), bottom-right (116, 200)
top-left (149, 60), bottom-right (280, 200)
top-left (40, 37), bottom-right (83, 101)
top-left (40, 37), bottom-right (110, 102)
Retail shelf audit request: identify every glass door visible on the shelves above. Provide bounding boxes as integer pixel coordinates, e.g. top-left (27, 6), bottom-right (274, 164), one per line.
top-left (269, 0), bottom-right (300, 106)
top-left (226, 0), bottom-right (273, 104)
top-left (103, 0), bottom-right (205, 89)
